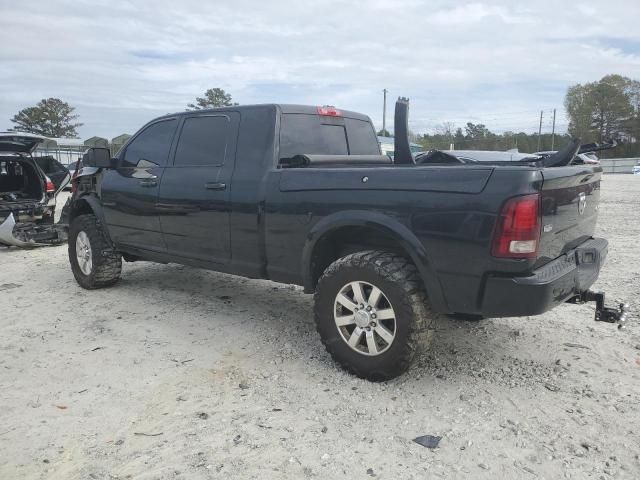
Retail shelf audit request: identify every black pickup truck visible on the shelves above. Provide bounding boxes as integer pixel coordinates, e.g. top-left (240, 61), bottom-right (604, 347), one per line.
top-left (66, 100), bottom-right (626, 380)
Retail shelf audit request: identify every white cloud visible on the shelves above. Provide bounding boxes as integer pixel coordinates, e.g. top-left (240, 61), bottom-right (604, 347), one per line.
top-left (428, 3), bottom-right (529, 26)
top-left (0, 0), bottom-right (639, 138)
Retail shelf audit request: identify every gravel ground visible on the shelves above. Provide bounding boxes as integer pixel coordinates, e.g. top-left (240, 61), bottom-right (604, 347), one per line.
top-left (1, 175), bottom-right (639, 480)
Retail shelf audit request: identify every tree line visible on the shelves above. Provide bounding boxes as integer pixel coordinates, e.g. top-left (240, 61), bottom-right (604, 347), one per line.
top-left (415, 122), bottom-right (574, 155)
top-left (416, 74), bottom-right (640, 157)
top-left (7, 77), bottom-right (640, 158)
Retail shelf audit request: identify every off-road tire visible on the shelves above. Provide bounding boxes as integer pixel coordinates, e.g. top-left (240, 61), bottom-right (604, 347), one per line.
top-left (314, 250), bottom-right (435, 381)
top-left (69, 214), bottom-right (122, 289)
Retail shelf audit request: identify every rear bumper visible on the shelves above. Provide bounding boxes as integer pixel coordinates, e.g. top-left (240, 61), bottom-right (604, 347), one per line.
top-left (0, 212), bottom-right (66, 247)
top-left (481, 237), bottom-right (607, 317)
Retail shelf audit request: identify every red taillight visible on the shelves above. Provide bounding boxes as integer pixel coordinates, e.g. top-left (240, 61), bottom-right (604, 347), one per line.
top-left (317, 105), bottom-right (341, 116)
top-left (491, 194), bottom-right (541, 259)
top-left (45, 176), bottom-right (55, 193)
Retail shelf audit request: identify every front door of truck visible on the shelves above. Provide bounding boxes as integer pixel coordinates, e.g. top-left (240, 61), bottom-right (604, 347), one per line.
top-left (157, 112), bottom-right (239, 263)
top-left (101, 118), bottom-right (178, 252)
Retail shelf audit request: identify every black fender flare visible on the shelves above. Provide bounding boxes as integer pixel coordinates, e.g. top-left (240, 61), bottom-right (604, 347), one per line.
top-left (69, 193), bottom-right (114, 244)
top-left (301, 210), bottom-right (448, 313)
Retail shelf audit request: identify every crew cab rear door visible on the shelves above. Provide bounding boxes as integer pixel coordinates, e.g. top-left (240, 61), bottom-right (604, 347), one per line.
top-left (157, 112), bottom-right (240, 263)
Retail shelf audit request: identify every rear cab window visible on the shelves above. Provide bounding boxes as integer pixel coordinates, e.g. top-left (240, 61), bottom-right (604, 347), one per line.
top-left (279, 113), bottom-right (379, 161)
top-left (344, 118), bottom-right (380, 155)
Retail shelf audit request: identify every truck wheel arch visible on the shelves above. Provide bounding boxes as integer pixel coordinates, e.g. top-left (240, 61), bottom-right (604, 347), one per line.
top-left (301, 211), bottom-right (448, 313)
top-left (68, 194), bottom-right (113, 244)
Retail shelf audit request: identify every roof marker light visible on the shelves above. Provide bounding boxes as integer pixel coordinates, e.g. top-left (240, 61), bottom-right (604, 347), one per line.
top-left (317, 106), bottom-right (341, 116)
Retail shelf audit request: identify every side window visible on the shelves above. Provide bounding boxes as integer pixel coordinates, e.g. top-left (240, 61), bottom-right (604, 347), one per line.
top-left (35, 156), bottom-right (68, 174)
top-left (173, 115), bottom-right (230, 166)
top-left (122, 119), bottom-right (177, 167)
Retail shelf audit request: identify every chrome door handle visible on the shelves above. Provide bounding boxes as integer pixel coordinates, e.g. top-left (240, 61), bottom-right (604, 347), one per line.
top-left (139, 179), bottom-right (158, 187)
top-left (205, 182), bottom-right (226, 190)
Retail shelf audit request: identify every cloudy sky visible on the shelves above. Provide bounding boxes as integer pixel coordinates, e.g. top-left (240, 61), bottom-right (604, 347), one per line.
top-left (1, 0), bottom-right (639, 139)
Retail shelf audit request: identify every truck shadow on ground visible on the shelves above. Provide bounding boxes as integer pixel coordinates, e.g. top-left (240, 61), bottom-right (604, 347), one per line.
top-left (107, 262), bottom-right (557, 386)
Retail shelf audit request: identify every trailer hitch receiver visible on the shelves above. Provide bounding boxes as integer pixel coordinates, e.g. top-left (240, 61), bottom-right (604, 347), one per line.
top-left (568, 290), bottom-right (629, 329)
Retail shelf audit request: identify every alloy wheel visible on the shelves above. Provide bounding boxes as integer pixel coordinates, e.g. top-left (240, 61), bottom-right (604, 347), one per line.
top-left (75, 231), bottom-right (93, 275)
top-left (333, 280), bottom-right (397, 356)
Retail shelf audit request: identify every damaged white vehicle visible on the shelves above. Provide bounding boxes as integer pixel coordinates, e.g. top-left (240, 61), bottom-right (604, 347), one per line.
top-left (0, 133), bottom-right (70, 247)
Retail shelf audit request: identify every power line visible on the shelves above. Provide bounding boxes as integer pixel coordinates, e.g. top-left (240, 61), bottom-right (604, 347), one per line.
top-left (551, 108), bottom-right (556, 149)
top-left (382, 88), bottom-right (387, 134)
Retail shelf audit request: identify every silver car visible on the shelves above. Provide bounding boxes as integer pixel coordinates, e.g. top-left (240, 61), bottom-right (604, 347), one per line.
top-left (0, 133), bottom-right (70, 247)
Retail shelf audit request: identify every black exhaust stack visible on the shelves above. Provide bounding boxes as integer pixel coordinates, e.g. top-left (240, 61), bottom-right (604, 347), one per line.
top-left (393, 97), bottom-right (413, 164)
top-left (542, 138), bottom-right (581, 167)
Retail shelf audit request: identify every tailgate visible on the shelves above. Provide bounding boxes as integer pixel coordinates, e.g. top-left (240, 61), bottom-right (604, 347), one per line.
top-left (538, 165), bottom-right (602, 262)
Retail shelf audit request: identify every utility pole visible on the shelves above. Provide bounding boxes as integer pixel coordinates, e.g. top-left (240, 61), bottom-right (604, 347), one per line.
top-left (551, 108), bottom-right (556, 150)
top-left (537, 110), bottom-right (543, 152)
top-left (382, 88), bottom-right (387, 136)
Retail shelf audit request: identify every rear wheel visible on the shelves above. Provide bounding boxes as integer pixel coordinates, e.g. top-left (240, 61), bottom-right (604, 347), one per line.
top-left (314, 250), bottom-right (434, 381)
top-left (68, 214), bottom-right (121, 289)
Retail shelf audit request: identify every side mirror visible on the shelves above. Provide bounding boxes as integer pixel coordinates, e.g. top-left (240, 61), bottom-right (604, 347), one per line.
top-left (83, 147), bottom-right (115, 168)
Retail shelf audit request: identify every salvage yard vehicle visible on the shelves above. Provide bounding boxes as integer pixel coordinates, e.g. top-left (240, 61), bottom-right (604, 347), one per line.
top-left (65, 99), bottom-right (627, 380)
top-left (0, 133), bottom-right (70, 247)
top-left (416, 141), bottom-right (615, 167)
top-left (534, 140), bottom-right (616, 166)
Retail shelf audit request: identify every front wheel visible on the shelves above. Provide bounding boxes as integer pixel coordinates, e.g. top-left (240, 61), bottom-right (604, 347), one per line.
top-left (68, 214), bottom-right (122, 289)
top-left (314, 250), bottom-right (434, 381)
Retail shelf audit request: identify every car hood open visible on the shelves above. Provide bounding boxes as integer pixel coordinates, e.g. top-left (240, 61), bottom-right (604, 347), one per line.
top-left (0, 132), bottom-right (47, 153)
